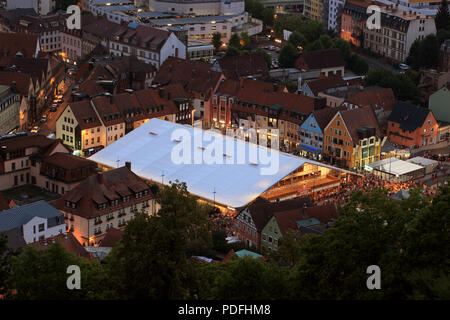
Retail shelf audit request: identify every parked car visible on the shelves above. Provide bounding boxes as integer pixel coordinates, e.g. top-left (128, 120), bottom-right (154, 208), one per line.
top-left (398, 63), bottom-right (410, 70)
top-left (50, 105), bottom-right (57, 112)
top-left (31, 126), bottom-right (39, 133)
top-left (41, 115), bottom-right (48, 122)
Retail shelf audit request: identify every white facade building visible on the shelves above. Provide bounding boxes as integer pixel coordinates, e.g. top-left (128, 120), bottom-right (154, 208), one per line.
top-left (148, 0), bottom-right (245, 16)
top-left (6, 0), bottom-right (55, 15)
top-left (0, 200), bottom-right (66, 244)
top-left (327, 0), bottom-right (345, 32)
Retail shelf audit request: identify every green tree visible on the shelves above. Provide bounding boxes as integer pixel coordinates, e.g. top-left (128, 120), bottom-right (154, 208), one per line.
top-left (333, 38), bottom-right (352, 61)
top-left (407, 35), bottom-right (440, 70)
top-left (261, 7), bottom-right (275, 27)
top-left (198, 257), bottom-right (289, 299)
top-left (5, 243), bottom-right (113, 299)
top-left (212, 32), bottom-right (222, 52)
top-left (278, 42), bottom-right (299, 68)
top-left (225, 46), bottom-right (241, 57)
top-left (435, 0), bottom-right (450, 30)
top-left (319, 34), bottom-right (333, 49)
top-left (240, 32), bottom-right (252, 50)
top-left (307, 40), bottom-right (324, 51)
top-left (104, 182), bottom-right (212, 299)
top-left (287, 31), bottom-right (307, 50)
top-left (348, 54), bottom-right (369, 75)
top-left (228, 33), bottom-right (241, 50)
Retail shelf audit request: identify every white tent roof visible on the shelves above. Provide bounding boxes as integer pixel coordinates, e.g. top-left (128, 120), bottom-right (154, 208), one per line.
top-left (370, 157), bottom-right (424, 176)
top-left (89, 119), bottom-right (350, 208)
top-left (408, 156), bottom-right (438, 167)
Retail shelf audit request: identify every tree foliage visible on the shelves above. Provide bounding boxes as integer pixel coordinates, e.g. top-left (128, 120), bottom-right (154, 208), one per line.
top-left (406, 35), bottom-right (440, 70)
top-left (278, 42), bottom-right (299, 68)
top-left (212, 32), bottom-right (222, 52)
top-left (365, 68), bottom-right (421, 103)
top-left (435, 0), bottom-right (450, 30)
top-left (104, 182), bottom-right (212, 299)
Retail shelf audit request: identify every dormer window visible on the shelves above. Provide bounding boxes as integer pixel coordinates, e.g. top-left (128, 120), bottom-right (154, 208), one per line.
top-left (98, 203), bottom-right (107, 210)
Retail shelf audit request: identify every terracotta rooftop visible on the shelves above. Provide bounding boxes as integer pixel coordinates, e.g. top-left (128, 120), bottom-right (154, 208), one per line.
top-left (98, 227), bottom-right (124, 247)
top-left (345, 86), bottom-right (396, 112)
top-left (339, 106), bottom-right (381, 143)
top-left (154, 57), bottom-right (222, 98)
top-left (313, 106), bottom-right (346, 131)
top-left (31, 233), bottom-right (91, 259)
top-left (67, 100), bottom-right (102, 130)
top-left (295, 49), bottom-right (345, 71)
top-left (0, 133), bottom-right (62, 157)
top-left (53, 166), bottom-right (155, 219)
top-left (0, 32), bottom-right (38, 58)
top-left (217, 53), bottom-right (269, 81)
top-left (0, 72), bottom-right (32, 96)
top-left (112, 23), bottom-right (170, 51)
top-left (43, 152), bottom-right (97, 170)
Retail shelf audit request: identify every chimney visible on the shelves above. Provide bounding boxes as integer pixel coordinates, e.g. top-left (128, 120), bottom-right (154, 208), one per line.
top-left (97, 172), bottom-right (104, 184)
top-left (167, 91), bottom-right (171, 100)
top-left (11, 81), bottom-right (17, 92)
top-left (158, 87), bottom-right (165, 98)
top-left (125, 161), bottom-right (131, 170)
top-left (88, 61), bottom-right (94, 72)
top-left (273, 83), bottom-right (278, 92)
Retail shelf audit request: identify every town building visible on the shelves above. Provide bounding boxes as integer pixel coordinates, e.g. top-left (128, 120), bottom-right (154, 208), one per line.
top-left (387, 101), bottom-right (438, 148)
top-left (0, 8), bottom-right (38, 33)
top-left (303, 0), bottom-right (325, 22)
top-left (363, 5), bottom-right (437, 62)
top-left (324, 0), bottom-right (345, 32)
top-left (299, 107), bottom-right (345, 160)
top-left (154, 57), bottom-right (224, 121)
top-left (0, 200), bottom-right (65, 245)
top-left (0, 133), bottom-right (69, 190)
top-left (31, 152), bottom-right (98, 195)
top-left (323, 107), bottom-right (384, 169)
top-left (299, 74), bottom-right (364, 101)
top-left (261, 204), bottom-right (337, 251)
top-left (340, 0), bottom-right (373, 47)
top-left (0, 56), bottom-right (66, 121)
top-left (148, 0), bottom-right (245, 16)
top-left (5, 0), bottom-right (55, 16)
top-left (0, 32), bottom-right (39, 58)
top-left (31, 232), bottom-right (91, 259)
top-left (211, 52), bottom-right (270, 81)
top-left (294, 49), bottom-right (345, 79)
top-left (11, 12), bottom-right (70, 54)
top-left (440, 39), bottom-right (450, 72)
top-left (234, 196), bottom-right (313, 249)
top-left (109, 22), bottom-right (186, 69)
top-left (210, 78), bottom-right (319, 151)
top-left (187, 40), bottom-right (214, 62)
top-left (0, 85), bottom-right (21, 135)
top-left (428, 85), bottom-right (450, 143)
top-left (52, 163), bottom-right (158, 246)
top-left (56, 87), bottom-right (191, 156)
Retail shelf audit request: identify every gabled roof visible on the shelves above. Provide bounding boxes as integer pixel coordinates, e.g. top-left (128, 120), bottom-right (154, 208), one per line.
top-left (98, 227), bottom-right (124, 247)
top-left (339, 106), bottom-right (381, 143)
top-left (0, 133), bottom-right (63, 158)
top-left (67, 100), bottom-right (102, 130)
top-left (0, 201), bottom-right (63, 232)
top-left (154, 57), bottom-right (222, 98)
top-left (312, 106), bottom-right (346, 131)
top-left (111, 23), bottom-right (170, 51)
top-left (52, 166), bottom-right (154, 219)
top-left (305, 75), bottom-right (348, 96)
top-left (217, 53), bottom-right (269, 81)
top-left (388, 102), bottom-right (432, 132)
top-left (345, 86), bottom-right (396, 112)
top-left (296, 49), bottom-right (345, 71)
top-left (43, 152), bottom-right (97, 170)
top-left (244, 196), bottom-right (313, 231)
top-left (0, 71), bottom-right (32, 96)
top-left (0, 32), bottom-right (38, 58)
top-left (31, 233), bottom-right (91, 259)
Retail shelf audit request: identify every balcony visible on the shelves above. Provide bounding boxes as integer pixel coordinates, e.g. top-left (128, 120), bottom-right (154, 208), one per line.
top-left (94, 230), bottom-right (102, 235)
top-left (107, 216), bottom-right (114, 221)
top-left (94, 220), bottom-right (102, 225)
top-left (118, 212), bottom-right (126, 217)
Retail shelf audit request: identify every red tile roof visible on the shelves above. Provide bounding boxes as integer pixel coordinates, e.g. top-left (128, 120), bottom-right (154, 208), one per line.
top-left (313, 106), bottom-right (346, 131)
top-left (112, 24), bottom-right (170, 51)
top-left (339, 106), bottom-right (381, 143)
top-left (305, 74), bottom-right (362, 96)
top-left (0, 193), bottom-right (15, 211)
top-left (0, 71), bottom-right (32, 96)
top-left (67, 100), bottom-right (103, 130)
top-left (31, 233), bottom-right (91, 259)
top-left (0, 133), bottom-right (62, 157)
top-left (98, 227), bottom-right (124, 247)
top-left (295, 49), bottom-right (345, 71)
top-left (53, 166), bottom-right (155, 219)
top-left (154, 57), bottom-right (223, 98)
top-left (218, 53), bottom-right (269, 81)
top-left (43, 152), bottom-right (97, 170)
top-left (0, 32), bottom-right (38, 58)
top-left (345, 87), bottom-right (396, 112)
